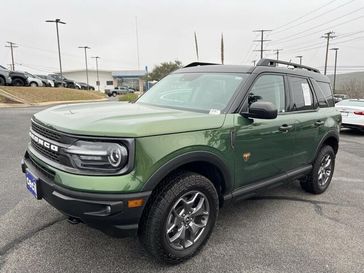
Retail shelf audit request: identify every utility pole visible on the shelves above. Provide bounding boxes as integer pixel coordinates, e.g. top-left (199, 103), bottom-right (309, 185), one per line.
top-left (46, 19), bottom-right (66, 80)
top-left (273, 49), bottom-right (283, 60)
top-left (78, 46), bottom-right (91, 89)
top-left (330, 48), bottom-right (339, 93)
top-left (194, 31), bottom-right (199, 61)
top-left (221, 33), bottom-right (224, 64)
top-left (252, 60), bottom-right (256, 66)
top-left (91, 56), bottom-right (100, 91)
top-left (253, 29), bottom-right (271, 59)
top-left (295, 55), bottom-right (303, 65)
top-left (5, 41), bottom-right (18, 71)
top-left (322, 31), bottom-right (336, 75)
top-left (135, 16), bottom-right (140, 69)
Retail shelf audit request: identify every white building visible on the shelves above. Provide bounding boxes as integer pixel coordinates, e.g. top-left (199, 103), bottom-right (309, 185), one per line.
top-left (62, 69), bottom-right (146, 92)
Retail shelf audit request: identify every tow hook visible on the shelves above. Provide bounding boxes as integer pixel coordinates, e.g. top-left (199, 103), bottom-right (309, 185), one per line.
top-left (67, 217), bottom-right (81, 225)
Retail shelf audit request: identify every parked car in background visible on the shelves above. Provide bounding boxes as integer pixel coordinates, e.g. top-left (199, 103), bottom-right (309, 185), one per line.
top-left (74, 82), bottom-right (82, 89)
top-left (46, 75), bottom-right (64, 87)
top-left (78, 82), bottom-right (95, 90)
top-left (0, 65), bottom-right (12, 86)
top-left (335, 99), bottom-right (364, 131)
top-left (49, 74), bottom-right (76, 89)
top-left (24, 72), bottom-right (43, 87)
top-left (105, 86), bottom-right (134, 97)
top-left (334, 93), bottom-right (349, 103)
top-left (36, 75), bottom-right (54, 87)
top-left (9, 71), bottom-right (27, 86)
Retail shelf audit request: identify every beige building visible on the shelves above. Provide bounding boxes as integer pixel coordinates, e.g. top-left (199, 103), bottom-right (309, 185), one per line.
top-left (62, 69), bottom-right (146, 92)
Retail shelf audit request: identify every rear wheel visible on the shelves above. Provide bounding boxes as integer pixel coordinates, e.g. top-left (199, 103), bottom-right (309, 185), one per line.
top-left (139, 172), bottom-right (219, 264)
top-left (30, 82), bottom-right (38, 87)
top-left (12, 78), bottom-right (25, 86)
top-left (112, 92), bottom-right (117, 97)
top-left (0, 76), bottom-right (5, 86)
top-left (300, 145), bottom-right (335, 194)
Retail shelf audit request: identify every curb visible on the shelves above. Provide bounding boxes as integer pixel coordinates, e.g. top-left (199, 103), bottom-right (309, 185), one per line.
top-left (0, 87), bottom-right (108, 108)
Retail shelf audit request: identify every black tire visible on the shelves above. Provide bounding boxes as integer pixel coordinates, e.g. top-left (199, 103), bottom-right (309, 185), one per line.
top-left (0, 76), bottom-right (5, 86)
top-left (300, 145), bottom-right (335, 194)
top-left (30, 82), bottom-right (38, 87)
top-left (112, 92), bottom-right (117, 97)
top-left (139, 172), bottom-right (219, 264)
top-left (12, 78), bottom-right (25, 86)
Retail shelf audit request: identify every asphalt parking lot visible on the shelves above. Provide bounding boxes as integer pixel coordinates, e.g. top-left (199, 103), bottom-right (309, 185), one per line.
top-left (0, 105), bottom-right (363, 273)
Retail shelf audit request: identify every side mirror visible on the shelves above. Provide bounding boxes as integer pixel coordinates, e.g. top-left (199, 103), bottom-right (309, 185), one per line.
top-left (242, 101), bottom-right (278, 119)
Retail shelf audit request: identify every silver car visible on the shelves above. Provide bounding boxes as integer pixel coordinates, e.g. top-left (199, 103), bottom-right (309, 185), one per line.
top-left (0, 65), bottom-right (12, 86)
top-left (335, 99), bottom-right (364, 131)
top-left (24, 72), bottom-right (44, 87)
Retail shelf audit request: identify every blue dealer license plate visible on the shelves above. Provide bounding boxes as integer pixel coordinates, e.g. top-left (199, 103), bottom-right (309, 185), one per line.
top-left (25, 170), bottom-right (40, 199)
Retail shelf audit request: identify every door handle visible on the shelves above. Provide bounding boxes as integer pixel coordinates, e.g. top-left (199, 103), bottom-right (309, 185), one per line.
top-left (279, 124), bottom-right (293, 132)
top-left (315, 120), bottom-right (325, 127)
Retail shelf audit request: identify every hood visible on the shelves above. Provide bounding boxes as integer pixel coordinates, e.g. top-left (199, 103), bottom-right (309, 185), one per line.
top-left (33, 102), bottom-right (226, 137)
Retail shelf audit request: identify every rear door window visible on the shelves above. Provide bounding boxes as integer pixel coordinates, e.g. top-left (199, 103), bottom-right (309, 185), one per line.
top-left (317, 81), bottom-right (334, 107)
top-left (288, 76), bottom-right (315, 111)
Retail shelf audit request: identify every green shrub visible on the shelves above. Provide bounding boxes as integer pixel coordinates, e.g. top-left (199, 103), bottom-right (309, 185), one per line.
top-left (118, 93), bottom-right (139, 102)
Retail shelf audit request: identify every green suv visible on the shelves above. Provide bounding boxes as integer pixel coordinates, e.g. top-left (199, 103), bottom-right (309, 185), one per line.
top-left (21, 59), bottom-right (341, 263)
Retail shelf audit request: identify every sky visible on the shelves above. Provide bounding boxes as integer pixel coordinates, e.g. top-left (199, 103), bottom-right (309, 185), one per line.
top-left (1, 0), bottom-right (363, 75)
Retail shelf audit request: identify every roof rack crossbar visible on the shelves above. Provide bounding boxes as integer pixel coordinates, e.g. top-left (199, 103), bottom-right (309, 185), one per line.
top-left (184, 62), bottom-right (219, 68)
top-left (256, 58), bottom-right (320, 73)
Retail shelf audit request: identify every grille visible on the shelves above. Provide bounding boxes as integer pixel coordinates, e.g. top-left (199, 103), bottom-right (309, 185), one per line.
top-left (31, 121), bottom-right (61, 142)
top-left (28, 153), bottom-right (56, 180)
top-left (31, 139), bottom-right (60, 163)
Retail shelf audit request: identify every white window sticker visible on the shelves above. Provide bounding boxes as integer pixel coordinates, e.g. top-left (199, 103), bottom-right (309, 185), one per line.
top-left (209, 109), bottom-right (221, 115)
top-left (301, 83), bottom-right (312, 106)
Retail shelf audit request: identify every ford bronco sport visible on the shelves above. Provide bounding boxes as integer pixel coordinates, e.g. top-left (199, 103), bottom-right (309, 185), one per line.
top-left (21, 59), bottom-right (341, 263)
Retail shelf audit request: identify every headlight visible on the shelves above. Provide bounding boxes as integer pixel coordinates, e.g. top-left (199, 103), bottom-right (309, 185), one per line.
top-left (65, 141), bottom-right (128, 172)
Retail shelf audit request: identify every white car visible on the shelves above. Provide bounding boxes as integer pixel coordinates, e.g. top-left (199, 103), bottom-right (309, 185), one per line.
top-left (24, 72), bottom-right (44, 87)
top-left (335, 99), bottom-right (364, 131)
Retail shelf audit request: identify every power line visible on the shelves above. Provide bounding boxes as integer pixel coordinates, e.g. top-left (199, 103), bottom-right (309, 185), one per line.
top-left (5, 41), bottom-right (18, 71)
top-left (272, 13), bottom-right (364, 45)
top-left (275, 29), bottom-right (364, 51)
top-left (273, 0), bottom-right (357, 35)
top-left (273, 0), bottom-right (338, 31)
top-left (322, 31), bottom-right (336, 75)
top-left (253, 29), bottom-right (272, 59)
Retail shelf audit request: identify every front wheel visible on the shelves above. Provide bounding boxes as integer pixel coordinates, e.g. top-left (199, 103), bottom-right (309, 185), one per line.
top-left (300, 145), bottom-right (335, 194)
top-left (139, 172), bottom-right (219, 264)
top-left (30, 82), bottom-right (38, 87)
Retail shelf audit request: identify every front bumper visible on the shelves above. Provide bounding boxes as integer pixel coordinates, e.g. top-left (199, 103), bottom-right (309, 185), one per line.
top-left (21, 152), bottom-right (151, 237)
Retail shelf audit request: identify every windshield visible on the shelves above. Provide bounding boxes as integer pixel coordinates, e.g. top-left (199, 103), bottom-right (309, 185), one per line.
top-left (137, 73), bottom-right (248, 112)
top-left (336, 100), bottom-right (364, 107)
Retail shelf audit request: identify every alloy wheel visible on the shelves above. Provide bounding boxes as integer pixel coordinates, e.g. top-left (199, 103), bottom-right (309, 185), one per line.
top-left (318, 154), bottom-right (332, 187)
top-left (165, 191), bottom-right (210, 250)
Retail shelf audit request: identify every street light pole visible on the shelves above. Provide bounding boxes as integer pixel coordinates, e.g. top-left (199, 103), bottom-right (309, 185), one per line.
top-left (330, 48), bottom-right (339, 94)
top-left (46, 19), bottom-right (66, 80)
top-left (79, 46), bottom-right (91, 89)
top-left (92, 56), bottom-right (100, 91)
top-left (295, 55), bottom-right (303, 65)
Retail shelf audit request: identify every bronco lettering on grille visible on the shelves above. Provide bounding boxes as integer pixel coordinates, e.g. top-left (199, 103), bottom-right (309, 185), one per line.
top-left (29, 131), bottom-right (59, 152)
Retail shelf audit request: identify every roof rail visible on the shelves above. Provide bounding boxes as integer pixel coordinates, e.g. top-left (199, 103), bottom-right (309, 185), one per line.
top-left (256, 58), bottom-right (320, 73)
top-left (184, 62), bottom-right (219, 68)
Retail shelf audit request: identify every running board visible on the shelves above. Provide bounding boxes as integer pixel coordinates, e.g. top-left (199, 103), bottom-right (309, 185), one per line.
top-left (224, 165), bottom-right (312, 201)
